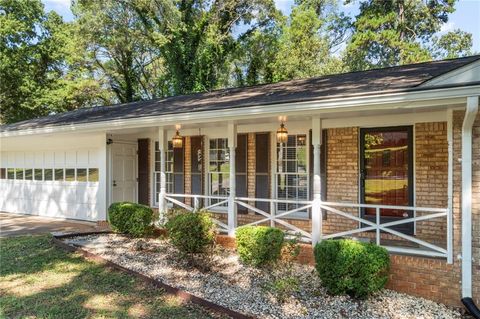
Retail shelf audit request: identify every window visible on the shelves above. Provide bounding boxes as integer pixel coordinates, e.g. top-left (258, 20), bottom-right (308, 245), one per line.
top-left (154, 141), bottom-right (174, 205)
top-left (24, 169), bottom-right (33, 180)
top-left (44, 169), bottom-right (53, 181)
top-left (34, 169), bottom-right (43, 181)
top-left (7, 168), bottom-right (15, 179)
top-left (360, 126), bottom-right (413, 234)
top-left (15, 169), bottom-right (24, 180)
top-left (209, 138), bottom-right (230, 205)
top-left (76, 169), bottom-right (87, 182)
top-left (55, 169), bottom-right (64, 181)
top-left (65, 169), bottom-right (75, 181)
top-left (0, 168), bottom-right (5, 179)
top-left (88, 168), bottom-right (98, 182)
top-left (276, 134), bottom-right (308, 216)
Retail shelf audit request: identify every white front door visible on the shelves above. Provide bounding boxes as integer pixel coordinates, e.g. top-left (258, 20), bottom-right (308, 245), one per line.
top-left (111, 143), bottom-right (137, 203)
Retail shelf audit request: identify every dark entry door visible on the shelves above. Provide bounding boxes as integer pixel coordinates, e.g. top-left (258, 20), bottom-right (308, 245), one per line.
top-left (360, 126), bottom-right (413, 234)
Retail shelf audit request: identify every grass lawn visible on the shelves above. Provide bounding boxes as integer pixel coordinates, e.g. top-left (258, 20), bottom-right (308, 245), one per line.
top-left (0, 235), bottom-right (223, 319)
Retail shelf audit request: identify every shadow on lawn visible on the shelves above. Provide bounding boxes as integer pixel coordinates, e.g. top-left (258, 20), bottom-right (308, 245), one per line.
top-left (0, 235), bottom-right (220, 319)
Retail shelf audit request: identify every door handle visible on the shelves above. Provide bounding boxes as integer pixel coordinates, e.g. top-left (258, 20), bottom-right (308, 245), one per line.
top-left (113, 180), bottom-right (117, 187)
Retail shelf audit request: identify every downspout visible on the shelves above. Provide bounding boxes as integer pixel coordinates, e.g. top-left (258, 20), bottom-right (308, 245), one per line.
top-left (461, 96), bottom-right (479, 318)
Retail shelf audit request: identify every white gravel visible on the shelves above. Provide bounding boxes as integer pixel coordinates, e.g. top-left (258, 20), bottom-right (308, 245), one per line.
top-left (63, 234), bottom-right (465, 319)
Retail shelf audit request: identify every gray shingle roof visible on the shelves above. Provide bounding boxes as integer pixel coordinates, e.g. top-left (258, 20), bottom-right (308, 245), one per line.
top-left (2, 55), bottom-right (479, 133)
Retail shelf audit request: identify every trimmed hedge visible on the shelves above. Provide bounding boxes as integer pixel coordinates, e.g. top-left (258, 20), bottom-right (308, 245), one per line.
top-left (236, 226), bottom-right (284, 267)
top-left (165, 210), bottom-right (216, 254)
top-left (108, 202), bottom-right (154, 237)
top-left (314, 239), bottom-right (390, 298)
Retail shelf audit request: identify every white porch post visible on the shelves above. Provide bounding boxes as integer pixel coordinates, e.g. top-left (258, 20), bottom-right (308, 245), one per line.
top-left (311, 117), bottom-right (322, 246)
top-left (158, 127), bottom-right (167, 219)
top-left (228, 122), bottom-right (237, 236)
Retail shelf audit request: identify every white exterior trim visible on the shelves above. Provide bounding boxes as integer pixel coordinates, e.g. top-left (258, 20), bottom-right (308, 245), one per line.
top-left (2, 85), bottom-right (479, 138)
top-left (420, 60), bottom-right (480, 87)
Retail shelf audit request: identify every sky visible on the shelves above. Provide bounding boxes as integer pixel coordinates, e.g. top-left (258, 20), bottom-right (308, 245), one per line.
top-left (42, 0), bottom-right (480, 53)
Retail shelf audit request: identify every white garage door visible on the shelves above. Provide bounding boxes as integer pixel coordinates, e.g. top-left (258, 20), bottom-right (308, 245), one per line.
top-left (0, 148), bottom-right (101, 221)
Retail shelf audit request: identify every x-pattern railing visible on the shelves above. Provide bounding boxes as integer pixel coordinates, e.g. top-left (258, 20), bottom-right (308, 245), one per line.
top-left (235, 197), bottom-right (313, 240)
top-left (163, 193), bottom-right (452, 262)
top-left (319, 201), bottom-right (450, 259)
top-left (165, 194), bottom-right (229, 232)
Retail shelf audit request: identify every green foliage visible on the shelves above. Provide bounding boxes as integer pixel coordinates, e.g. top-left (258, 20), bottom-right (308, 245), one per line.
top-left (0, 0), bottom-right (110, 124)
top-left (264, 275), bottom-right (300, 303)
top-left (432, 29), bottom-right (473, 59)
top-left (314, 239), bottom-right (390, 298)
top-left (1, 0), bottom-right (473, 124)
top-left (108, 202), bottom-right (155, 237)
top-left (165, 210), bottom-right (216, 254)
top-left (345, 0), bottom-right (472, 70)
top-left (235, 226), bottom-right (284, 267)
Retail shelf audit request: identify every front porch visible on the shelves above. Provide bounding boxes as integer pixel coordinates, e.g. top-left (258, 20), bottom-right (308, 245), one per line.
top-left (107, 107), bottom-right (455, 263)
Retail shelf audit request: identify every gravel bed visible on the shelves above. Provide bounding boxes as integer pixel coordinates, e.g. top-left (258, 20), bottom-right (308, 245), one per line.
top-left (63, 234), bottom-right (464, 319)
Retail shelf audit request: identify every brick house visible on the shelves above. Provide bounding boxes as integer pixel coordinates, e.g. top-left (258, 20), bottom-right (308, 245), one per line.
top-left (1, 56), bottom-right (479, 308)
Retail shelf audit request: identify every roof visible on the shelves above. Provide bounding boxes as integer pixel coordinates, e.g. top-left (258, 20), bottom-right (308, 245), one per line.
top-left (2, 55), bottom-right (480, 133)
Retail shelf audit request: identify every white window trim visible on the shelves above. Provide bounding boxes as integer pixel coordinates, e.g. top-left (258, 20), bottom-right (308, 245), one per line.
top-left (272, 130), bottom-right (310, 220)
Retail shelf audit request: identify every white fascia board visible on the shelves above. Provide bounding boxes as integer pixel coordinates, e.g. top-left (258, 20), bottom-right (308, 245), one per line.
top-left (1, 84), bottom-right (479, 138)
top-left (420, 60), bottom-right (480, 87)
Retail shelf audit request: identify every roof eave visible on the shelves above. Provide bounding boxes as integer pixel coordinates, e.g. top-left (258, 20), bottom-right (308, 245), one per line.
top-left (1, 83), bottom-right (479, 138)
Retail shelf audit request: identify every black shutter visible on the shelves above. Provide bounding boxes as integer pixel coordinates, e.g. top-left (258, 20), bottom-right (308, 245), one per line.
top-left (255, 133), bottom-right (270, 213)
top-left (173, 138), bottom-right (184, 200)
top-left (236, 134), bottom-right (248, 213)
top-left (190, 136), bottom-right (204, 206)
top-left (137, 139), bottom-right (150, 205)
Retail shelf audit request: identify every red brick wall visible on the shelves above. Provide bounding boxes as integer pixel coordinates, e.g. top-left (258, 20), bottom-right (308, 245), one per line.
top-left (415, 122), bottom-right (448, 245)
top-left (323, 127), bottom-right (359, 234)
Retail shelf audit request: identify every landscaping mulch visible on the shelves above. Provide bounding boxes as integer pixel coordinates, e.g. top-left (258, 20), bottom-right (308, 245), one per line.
top-left (63, 233), bottom-right (465, 319)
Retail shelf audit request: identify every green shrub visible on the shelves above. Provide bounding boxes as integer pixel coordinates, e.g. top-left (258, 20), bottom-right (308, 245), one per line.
top-left (108, 202), bottom-right (154, 237)
top-left (314, 239), bottom-right (390, 298)
top-left (165, 210), bottom-right (216, 254)
top-left (236, 226), bottom-right (284, 267)
top-left (264, 276), bottom-right (299, 303)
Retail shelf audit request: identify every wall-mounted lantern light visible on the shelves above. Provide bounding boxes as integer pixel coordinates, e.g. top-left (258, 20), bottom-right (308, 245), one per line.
top-left (172, 125), bottom-right (183, 148)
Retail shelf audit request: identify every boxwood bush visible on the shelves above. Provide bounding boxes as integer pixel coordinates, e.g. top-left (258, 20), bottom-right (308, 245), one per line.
top-left (165, 210), bottom-right (216, 254)
top-left (314, 239), bottom-right (390, 298)
top-left (236, 226), bottom-right (284, 267)
top-left (108, 202), bottom-right (154, 237)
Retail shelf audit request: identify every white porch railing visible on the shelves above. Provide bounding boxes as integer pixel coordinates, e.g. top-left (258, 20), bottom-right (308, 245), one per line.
top-left (163, 193), bottom-right (452, 262)
top-left (165, 193), bottom-right (229, 232)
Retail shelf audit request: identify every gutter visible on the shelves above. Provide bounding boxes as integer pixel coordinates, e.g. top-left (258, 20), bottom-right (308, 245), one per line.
top-left (461, 96), bottom-right (479, 318)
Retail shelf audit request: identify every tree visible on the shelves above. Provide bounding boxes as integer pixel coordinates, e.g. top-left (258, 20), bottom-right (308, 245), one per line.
top-left (272, 0), bottom-right (346, 81)
top-left (134, 0), bottom-right (279, 94)
top-left (432, 29), bottom-right (473, 59)
top-left (0, 0), bottom-right (109, 124)
top-left (72, 0), bottom-right (168, 103)
top-left (344, 0), bottom-right (471, 70)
